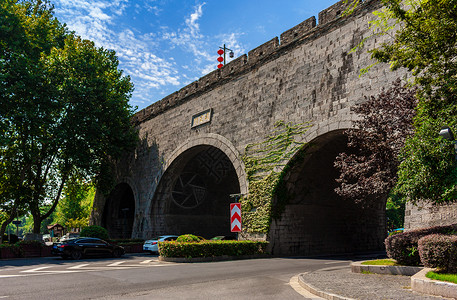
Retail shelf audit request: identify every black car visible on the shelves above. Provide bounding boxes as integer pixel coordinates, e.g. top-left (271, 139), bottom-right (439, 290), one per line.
top-left (52, 237), bottom-right (125, 260)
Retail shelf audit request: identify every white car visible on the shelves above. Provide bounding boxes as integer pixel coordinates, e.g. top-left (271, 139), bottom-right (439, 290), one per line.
top-left (143, 235), bottom-right (178, 254)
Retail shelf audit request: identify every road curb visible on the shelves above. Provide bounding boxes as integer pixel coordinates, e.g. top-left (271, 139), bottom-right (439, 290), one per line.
top-left (297, 273), bottom-right (355, 300)
top-left (411, 268), bottom-right (457, 299)
top-left (351, 261), bottom-right (423, 276)
top-left (158, 254), bottom-right (270, 263)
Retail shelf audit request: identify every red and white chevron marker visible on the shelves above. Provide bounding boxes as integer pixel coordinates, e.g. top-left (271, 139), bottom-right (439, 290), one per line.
top-left (230, 203), bottom-right (242, 232)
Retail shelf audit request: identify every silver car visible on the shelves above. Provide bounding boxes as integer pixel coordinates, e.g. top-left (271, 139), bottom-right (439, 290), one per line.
top-left (143, 235), bottom-right (178, 254)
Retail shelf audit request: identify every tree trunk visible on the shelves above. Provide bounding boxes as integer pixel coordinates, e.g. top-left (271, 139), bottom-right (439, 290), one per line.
top-left (0, 207), bottom-right (17, 243)
top-left (31, 173), bottom-right (68, 234)
top-left (31, 207), bottom-right (41, 233)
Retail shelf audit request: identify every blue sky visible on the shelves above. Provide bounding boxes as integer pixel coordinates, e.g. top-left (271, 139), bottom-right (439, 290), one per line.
top-left (52, 0), bottom-right (338, 111)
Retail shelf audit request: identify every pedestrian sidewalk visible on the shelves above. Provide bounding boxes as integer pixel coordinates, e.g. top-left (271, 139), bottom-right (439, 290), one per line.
top-left (298, 264), bottom-right (445, 299)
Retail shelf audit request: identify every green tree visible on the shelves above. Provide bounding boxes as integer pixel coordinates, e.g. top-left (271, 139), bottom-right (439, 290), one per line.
top-left (0, 0), bottom-right (138, 236)
top-left (342, 0), bottom-right (457, 204)
top-left (368, 0), bottom-right (457, 203)
top-left (0, 0), bottom-right (66, 241)
top-left (335, 79), bottom-right (417, 204)
top-left (54, 176), bottom-right (95, 231)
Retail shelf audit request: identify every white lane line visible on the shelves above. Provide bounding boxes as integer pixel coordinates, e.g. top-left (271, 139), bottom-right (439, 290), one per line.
top-left (68, 264), bottom-right (90, 269)
top-left (26, 270), bottom-right (80, 274)
top-left (107, 261), bottom-right (125, 267)
top-left (0, 295), bottom-right (10, 298)
top-left (0, 275), bottom-right (26, 278)
top-left (21, 266), bottom-right (80, 274)
top-left (140, 260), bottom-right (153, 264)
top-left (21, 266), bottom-right (52, 273)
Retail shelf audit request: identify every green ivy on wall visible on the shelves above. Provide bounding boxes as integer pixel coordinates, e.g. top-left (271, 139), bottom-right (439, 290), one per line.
top-left (241, 121), bottom-right (312, 233)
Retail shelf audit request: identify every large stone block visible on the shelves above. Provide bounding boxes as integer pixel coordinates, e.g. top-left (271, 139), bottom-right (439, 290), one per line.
top-left (280, 17), bottom-right (316, 45)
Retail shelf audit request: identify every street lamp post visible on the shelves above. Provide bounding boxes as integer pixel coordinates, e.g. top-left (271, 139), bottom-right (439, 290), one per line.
top-left (439, 126), bottom-right (457, 160)
top-left (217, 44), bottom-right (234, 69)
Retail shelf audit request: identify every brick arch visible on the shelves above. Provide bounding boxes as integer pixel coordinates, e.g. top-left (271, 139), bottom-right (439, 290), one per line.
top-left (100, 178), bottom-right (139, 220)
top-left (271, 119), bottom-right (353, 175)
top-left (163, 133), bottom-right (248, 195)
top-left (101, 178), bottom-right (138, 239)
top-left (118, 177), bottom-right (140, 210)
top-left (267, 125), bottom-right (387, 256)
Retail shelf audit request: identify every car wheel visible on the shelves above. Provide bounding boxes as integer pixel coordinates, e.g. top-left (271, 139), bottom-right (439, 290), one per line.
top-left (70, 250), bottom-right (82, 260)
top-left (113, 249), bottom-right (122, 258)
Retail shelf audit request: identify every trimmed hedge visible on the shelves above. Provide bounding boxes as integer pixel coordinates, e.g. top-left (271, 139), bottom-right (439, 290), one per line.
top-left (418, 234), bottom-right (457, 273)
top-left (0, 240), bottom-right (51, 258)
top-left (159, 240), bottom-right (268, 258)
top-left (385, 223), bottom-right (457, 266)
top-left (176, 234), bottom-right (200, 243)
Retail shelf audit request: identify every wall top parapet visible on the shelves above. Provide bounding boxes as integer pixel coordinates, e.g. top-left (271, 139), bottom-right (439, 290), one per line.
top-left (132, 0), bottom-right (381, 126)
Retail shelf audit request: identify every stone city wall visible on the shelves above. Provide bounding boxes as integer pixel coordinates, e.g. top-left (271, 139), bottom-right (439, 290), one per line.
top-left (93, 0), bottom-right (409, 250)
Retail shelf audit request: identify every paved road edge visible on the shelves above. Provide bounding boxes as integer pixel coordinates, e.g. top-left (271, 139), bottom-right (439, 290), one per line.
top-left (411, 268), bottom-right (457, 299)
top-left (297, 273), bottom-right (355, 300)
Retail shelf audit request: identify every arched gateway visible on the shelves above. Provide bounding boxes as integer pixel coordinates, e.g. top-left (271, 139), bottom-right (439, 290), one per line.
top-left (94, 0), bottom-right (407, 255)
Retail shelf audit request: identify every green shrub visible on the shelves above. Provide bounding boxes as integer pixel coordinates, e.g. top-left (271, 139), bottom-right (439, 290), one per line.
top-left (418, 234), bottom-right (457, 273)
top-left (159, 240), bottom-right (268, 258)
top-left (385, 223), bottom-right (457, 266)
top-left (80, 225), bottom-right (109, 240)
top-left (16, 240), bottom-right (43, 247)
top-left (0, 243), bottom-right (21, 257)
top-left (176, 234), bottom-right (201, 243)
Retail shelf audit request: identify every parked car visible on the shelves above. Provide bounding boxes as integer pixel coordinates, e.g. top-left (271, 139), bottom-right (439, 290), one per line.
top-left (143, 235), bottom-right (179, 254)
top-left (52, 237), bottom-right (124, 260)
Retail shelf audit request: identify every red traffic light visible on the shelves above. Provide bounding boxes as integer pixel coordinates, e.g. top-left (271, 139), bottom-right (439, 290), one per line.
top-left (217, 49), bottom-right (224, 55)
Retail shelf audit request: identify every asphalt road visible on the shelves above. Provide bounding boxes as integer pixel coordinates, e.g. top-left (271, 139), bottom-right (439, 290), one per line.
top-left (0, 254), bottom-right (352, 299)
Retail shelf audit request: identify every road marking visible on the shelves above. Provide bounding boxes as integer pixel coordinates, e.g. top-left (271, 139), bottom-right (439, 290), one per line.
top-left (140, 260), bottom-right (153, 264)
top-left (68, 264), bottom-right (90, 269)
top-left (0, 260), bottom-right (175, 279)
top-left (21, 267), bottom-right (51, 273)
top-left (107, 261), bottom-right (125, 267)
top-left (21, 266), bottom-right (80, 274)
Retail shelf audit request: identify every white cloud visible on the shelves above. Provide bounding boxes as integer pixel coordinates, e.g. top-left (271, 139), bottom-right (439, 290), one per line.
top-left (89, 7), bottom-right (111, 21)
top-left (186, 3), bottom-right (205, 37)
top-left (53, 0), bottom-right (247, 109)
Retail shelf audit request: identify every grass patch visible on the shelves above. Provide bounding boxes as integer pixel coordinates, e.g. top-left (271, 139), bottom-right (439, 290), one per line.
top-left (361, 259), bottom-right (400, 266)
top-left (361, 270), bottom-right (374, 274)
top-left (426, 271), bottom-right (457, 284)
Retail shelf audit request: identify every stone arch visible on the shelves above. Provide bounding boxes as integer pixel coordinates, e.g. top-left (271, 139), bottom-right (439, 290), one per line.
top-left (101, 180), bottom-right (138, 239)
top-left (148, 134), bottom-right (245, 238)
top-left (268, 129), bottom-right (386, 256)
top-left (164, 133), bottom-right (248, 195)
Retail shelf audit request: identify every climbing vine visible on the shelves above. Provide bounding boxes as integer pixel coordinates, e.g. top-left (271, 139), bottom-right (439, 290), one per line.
top-left (241, 121), bottom-right (312, 233)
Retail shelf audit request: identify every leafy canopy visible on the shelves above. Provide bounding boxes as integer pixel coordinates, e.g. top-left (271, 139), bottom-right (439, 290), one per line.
top-left (0, 0), bottom-right (138, 235)
top-left (335, 79), bottom-right (417, 203)
top-left (345, 0), bottom-right (457, 203)
top-left (369, 0), bottom-right (457, 203)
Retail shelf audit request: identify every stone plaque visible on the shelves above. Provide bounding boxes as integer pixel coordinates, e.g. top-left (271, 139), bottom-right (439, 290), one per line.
top-left (191, 108), bottom-right (212, 128)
